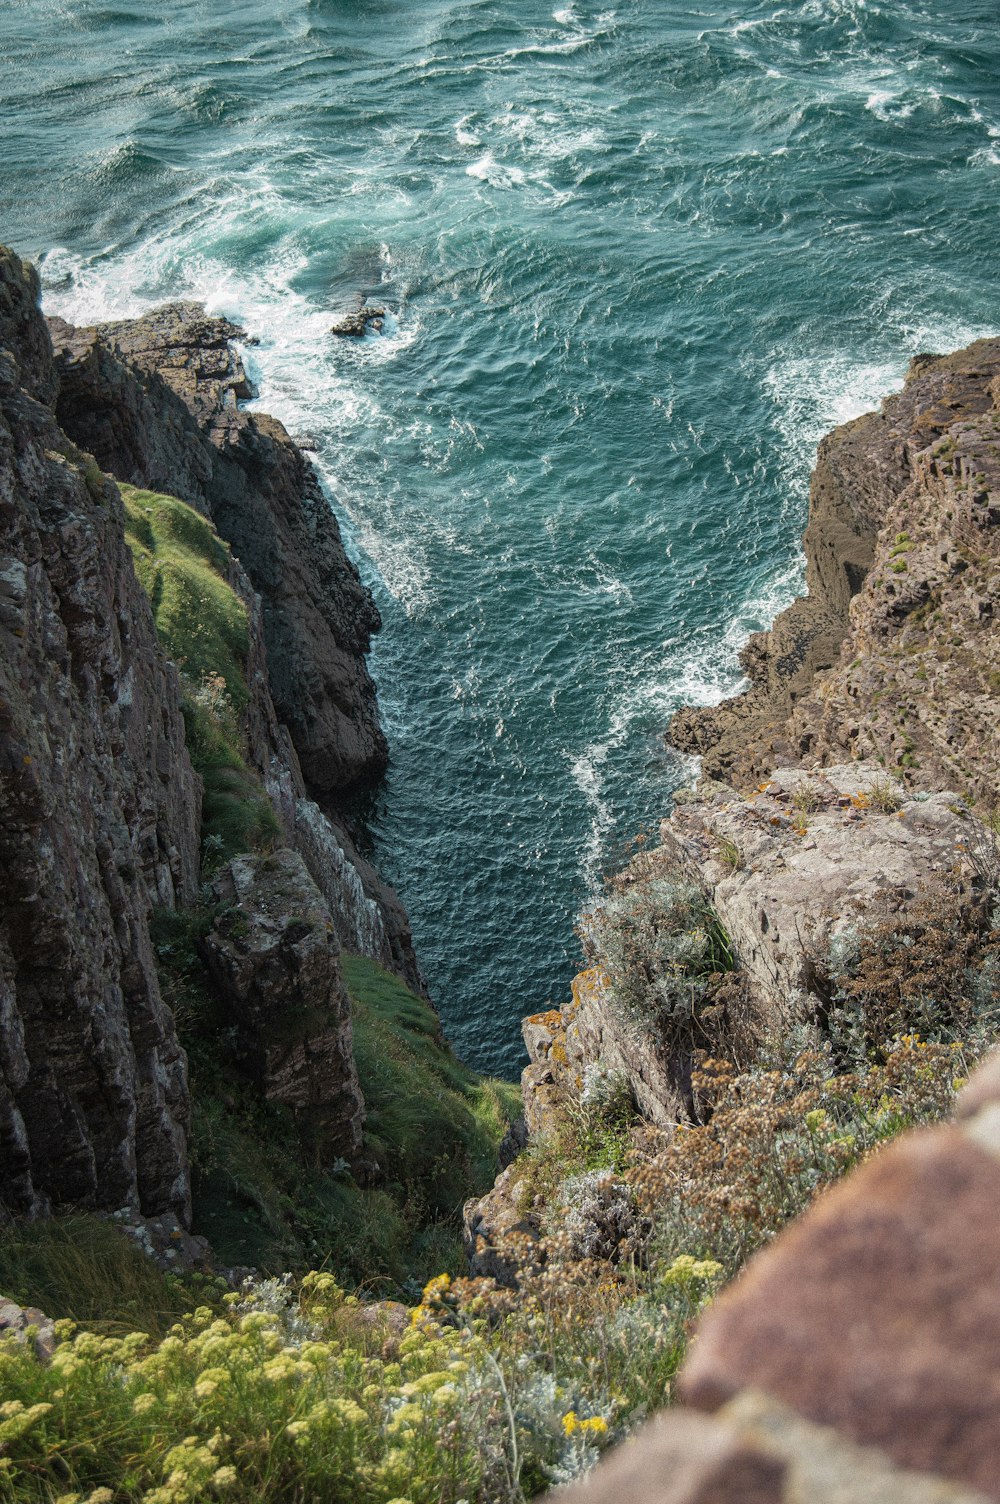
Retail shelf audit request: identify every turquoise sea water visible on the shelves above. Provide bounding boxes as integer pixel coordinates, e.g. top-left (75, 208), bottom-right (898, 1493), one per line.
top-left (3, 0), bottom-right (998, 1075)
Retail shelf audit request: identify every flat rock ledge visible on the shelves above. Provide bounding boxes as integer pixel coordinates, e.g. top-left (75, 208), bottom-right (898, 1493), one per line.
top-left (547, 1048), bottom-right (1000, 1504)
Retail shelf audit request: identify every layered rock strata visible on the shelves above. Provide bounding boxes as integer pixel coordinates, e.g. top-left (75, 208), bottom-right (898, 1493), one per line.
top-left (48, 300), bottom-right (421, 992)
top-left (200, 850), bottom-right (365, 1161)
top-left (670, 340), bottom-right (1000, 799)
top-left (0, 248), bottom-right (195, 1220)
top-left (49, 305), bottom-right (387, 800)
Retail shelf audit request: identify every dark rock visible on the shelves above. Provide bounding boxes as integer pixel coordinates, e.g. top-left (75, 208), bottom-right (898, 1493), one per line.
top-left (200, 850), bottom-right (365, 1161)
top-left (49, 303), bottom-right (388, 800)
top-left (0, 250), bottom-right (196, 1222)
top-left (49, 300), bottom-right (425, 989)
top-left (669, 339), bottom-right (1000, 799)
top-left (329, 303), bottom-right (387, 338)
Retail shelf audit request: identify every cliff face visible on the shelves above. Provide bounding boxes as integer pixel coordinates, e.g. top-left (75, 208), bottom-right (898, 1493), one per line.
top-left (468, 337), bottom-right (1000, 1278)
top-left (48, 302), bottom-right (421, 993)
top-left (0, 249), bottom-right (196, 1220)
top-left (669, 339), bottom-right (1000, 797)
top-left (49, 305), bottom-right (387, 802)
top-left (0, 239), bottom-right (422, 1223)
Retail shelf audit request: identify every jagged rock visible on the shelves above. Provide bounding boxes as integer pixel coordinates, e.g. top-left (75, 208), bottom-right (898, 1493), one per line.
top-left (659, 763), bottom-right (991, 1039)
top-left (199, 850), bottom-right (365, 1161)
top-left (329, 302), bottom-right (386, 338)
top-left (112, 1208), bottom-right (212, 1272)
top-left (670, 340), bottom-right (1000, 796)
top-left (463, 1162), bottom-right (541, 1286)
top-left (49, 304), bottom-right (388, 800)
top-left (0, 246), bottom-right (195, 1221)
top-left (48, 303), bottom-right (424, 991)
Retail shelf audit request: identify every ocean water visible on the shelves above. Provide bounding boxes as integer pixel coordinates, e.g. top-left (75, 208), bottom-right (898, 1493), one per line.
top-left (3, 0), bottom-right (998, 1075)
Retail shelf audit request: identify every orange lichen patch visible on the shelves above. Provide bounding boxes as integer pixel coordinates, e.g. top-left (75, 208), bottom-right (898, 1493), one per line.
top-left (851, 793), bottom-right (870, 809)
top-left (571, 967), bottom-right (610, 1010)
top-left (551, 1039), bottom-right (569, 1068)
top-left (525, 1008), bottom-right (564, 1030)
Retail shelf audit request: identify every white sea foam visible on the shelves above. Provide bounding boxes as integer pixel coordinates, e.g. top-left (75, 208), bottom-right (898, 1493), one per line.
top-left (39, 229), bottom-right (437, 618)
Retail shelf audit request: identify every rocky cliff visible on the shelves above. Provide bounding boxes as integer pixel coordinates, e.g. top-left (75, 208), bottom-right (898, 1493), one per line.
top-left (0, 247), bottom-right (196, 1220)
top-left (0, 242), bottom-right (417, 1224)
top-left (467, 337), bottom-right (1000, 1286)
top-left (670, 340), bottom-right (1000, 801)
top-left (48, 300), bottom-right (420, 991)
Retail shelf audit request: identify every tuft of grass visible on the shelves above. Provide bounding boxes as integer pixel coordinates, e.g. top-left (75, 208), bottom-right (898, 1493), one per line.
top-left (121, 483), bottom-right (279, 869)
top-left (0, 1216), bottom-right (214, 1337)
top-left (345, 953), bottom-right (522, 1222)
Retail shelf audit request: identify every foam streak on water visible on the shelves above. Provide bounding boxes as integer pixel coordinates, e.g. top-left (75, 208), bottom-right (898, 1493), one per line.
top-left (4, 0), bottom-right (998, 1073)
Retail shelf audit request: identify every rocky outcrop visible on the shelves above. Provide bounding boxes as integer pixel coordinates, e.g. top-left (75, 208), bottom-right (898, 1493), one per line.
top-left (329, 302), bottom-right (387, 338)
top-left (199, 850), bottom-right (365, 1161)
top-left (0, 1295), bottom-right (56, 1362)
top-left (670, 340), bottom-right (1000, 795)
top-left (0, 247), bottom-right (195, 1221)
top-left (660, 763), bottom-right (992, 1040)
top-left (49, 304), bottom-right (387, 801)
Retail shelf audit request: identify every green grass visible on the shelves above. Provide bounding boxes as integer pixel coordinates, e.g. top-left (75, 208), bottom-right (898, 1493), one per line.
top-left (344, 953), bottom-right (521, 1218)
top-left (120, 484), bottom-right (249, 710)
top-left (148, 930), bottom-right (519, 1290)
top-left (0, 1216), bottom-right (215, 1338)
top-left (120, 483), bottom-right (278, 868)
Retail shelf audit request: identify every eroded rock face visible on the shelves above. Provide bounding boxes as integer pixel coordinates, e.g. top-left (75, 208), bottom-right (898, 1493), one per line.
top-left (661, 763), bottom-right (990, 1039)
top-left (49, 304), bottom-right (387, 800)
top-left (670, 340), bottom-right (1000, 795)
top-left (49, 303), bottom-right (425, 992)
top-left (0, 246), bottom-right (196, 1220)
top-left (200, 850), bottom-right (364, 1161)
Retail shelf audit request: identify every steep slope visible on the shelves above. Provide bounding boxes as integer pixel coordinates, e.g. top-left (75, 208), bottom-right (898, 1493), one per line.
top-left (0, 248), bottom-right (196, 1220)
top-left (48, 306), bottom-right (420, 990)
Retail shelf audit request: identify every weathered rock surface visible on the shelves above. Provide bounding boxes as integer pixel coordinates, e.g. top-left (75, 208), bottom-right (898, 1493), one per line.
top-left (200, 850), bottom-right (365, 1161)
top-left (550, 1389), bottom-right (989, 1504)
top-left (463, 1160), bottom-right (541, 1285)
top-left (670, 340), bottom-right (1000, 798)
top-left (0, 246), bottom-right (195, 1221)
top-left (48, 300), bottom-right (423, 991)
top-left (49, 303), bottom-right (388, 800)
top-left (667, 1047), bottom-right (1000, 1501)
top-left (0, 1295), bottom-right (56, 1362)
top-left (661, 763), bottom-right (990, 1039)
top-left (329, 302), bottom-right (387, 338)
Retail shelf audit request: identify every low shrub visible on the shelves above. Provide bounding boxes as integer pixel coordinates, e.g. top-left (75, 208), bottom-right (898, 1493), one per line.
top-left (579, 855), bottom-right (733, 1050)
top-left (823, 888), bottom-right (1000, 1065)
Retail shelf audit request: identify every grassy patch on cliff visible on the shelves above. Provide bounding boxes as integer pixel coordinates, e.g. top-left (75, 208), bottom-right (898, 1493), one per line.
top-left (149, 920), bottom-right (518, 1291)
top-left (121, 483), bottom-right (248, 709)
top-left (0, 1216), bottom-right (217, 1338)
top-left (120, 483), bottom-right (278, 868)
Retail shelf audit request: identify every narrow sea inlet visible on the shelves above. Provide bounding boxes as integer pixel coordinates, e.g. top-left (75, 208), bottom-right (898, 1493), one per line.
top-left (4, 0), bottom-right (997, 1074)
